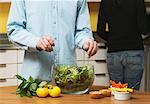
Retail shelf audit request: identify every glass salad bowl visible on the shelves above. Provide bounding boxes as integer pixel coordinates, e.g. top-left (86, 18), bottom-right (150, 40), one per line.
top-left (53, 64), bottom-right (94, 94)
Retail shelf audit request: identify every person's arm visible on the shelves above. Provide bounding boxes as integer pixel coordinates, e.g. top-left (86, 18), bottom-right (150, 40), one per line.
top-left (75, 0), bottom-right (98, 57)
top-left (75, 0), bottom-right (93, 49)
top-left (137, 0), bottom-right (150, 35)
top-left (97, 0), bottom-right (108, 41)
top-left (7, 0), bottom-right (40, 52)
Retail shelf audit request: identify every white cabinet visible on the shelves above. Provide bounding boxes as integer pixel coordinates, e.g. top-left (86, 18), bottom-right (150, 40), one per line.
top-left (85, 48), bottom-right (107, 60)
top-left (0, 64), bottom-right (17, 79)
top-left (76, 45), bottom-right (109, 86)
top-left (17, 64), bottom-right (23, 76)
top-left (89, 61), bottom-right (108, 74)
top-left (0, 50), bottom-right (17, 64)
top-left (94, 74), bottom-right (109, 86)
top-left (0, 79), bottom-right (17, 87)
top-left (0, 49), bottom-right (24, 87)
top-left (17, 50), bottom-right (25, 63)
top-left (76, 49), bottom-right (84, 61)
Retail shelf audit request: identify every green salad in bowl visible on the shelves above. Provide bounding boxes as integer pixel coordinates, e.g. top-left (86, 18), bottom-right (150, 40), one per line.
top-left (54, 64), bottom-right (94, 94)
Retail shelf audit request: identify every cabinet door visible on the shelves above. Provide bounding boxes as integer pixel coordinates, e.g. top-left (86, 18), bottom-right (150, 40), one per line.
top-left (93, 74), bottom-right (110, 86)
top-left (0, 50), bottom-right (17, 64)
top-left (76, 49), bottom-right (84, 60)
top-left (89, 61), bottom-right (108, 74)
top-left (17, 64), bottom-right (23, 75)
top-left (17, 50), bottom-right (25, 63)
top-left (85, 48), bottom-right (107, 60)
top-left (76, 61), bottom-right (89, 66)
top-left (0, 64), bottom-right (17, 79)
top-left (0, 78), bottom-right (17, 87)
top-left (17, 64), bottom-right (23, 85)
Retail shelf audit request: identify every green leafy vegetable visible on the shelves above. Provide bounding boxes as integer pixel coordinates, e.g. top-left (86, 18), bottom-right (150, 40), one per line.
top-left (38, 81), bottom-right (47, 88)
top-left (16, 75), bottom-right (39, 97)
top-left (54, 65), bottom-right (94, 93)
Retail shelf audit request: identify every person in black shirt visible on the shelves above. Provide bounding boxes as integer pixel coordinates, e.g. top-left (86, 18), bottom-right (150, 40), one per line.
top-left (97, 0), bottom-right (149, 90)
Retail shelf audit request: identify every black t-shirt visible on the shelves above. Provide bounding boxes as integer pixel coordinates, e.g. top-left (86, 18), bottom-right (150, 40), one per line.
top-left (97, 0), bottom-right (149, 52)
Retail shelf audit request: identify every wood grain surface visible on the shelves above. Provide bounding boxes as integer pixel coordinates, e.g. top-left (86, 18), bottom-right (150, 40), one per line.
top-left (0, 86), bottom-right (150, 104)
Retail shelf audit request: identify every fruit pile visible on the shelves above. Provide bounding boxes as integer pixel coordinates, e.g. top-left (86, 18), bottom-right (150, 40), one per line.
top-left (16, 75), bottom-right (61, 98)
top-left (109, 80), bottom-right (133, 93)
top-left (36, 81), bottom-right (61, 98)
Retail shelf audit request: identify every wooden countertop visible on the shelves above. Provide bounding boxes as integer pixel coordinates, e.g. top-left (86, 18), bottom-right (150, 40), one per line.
top-left (0, 86), bottom-right (150, 104)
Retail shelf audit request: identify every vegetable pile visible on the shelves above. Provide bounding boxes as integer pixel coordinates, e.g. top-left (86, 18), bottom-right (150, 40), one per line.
top-left (16, 75), bottom-right (39, 97)
top-left (110, 80), bottom-right (128, 88)
top-left (16, 75), bottom-right (61, 97)
top-left (54, 65), bottom-right (94, 93)
top-left (109, 80), bottom-right (133, 93)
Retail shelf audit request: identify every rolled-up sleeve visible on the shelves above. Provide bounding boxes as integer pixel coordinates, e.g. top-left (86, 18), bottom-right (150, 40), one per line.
top-left (7, 0), bottom-right (40, 51)
top-left (75, 0), bottom-right (93, 49)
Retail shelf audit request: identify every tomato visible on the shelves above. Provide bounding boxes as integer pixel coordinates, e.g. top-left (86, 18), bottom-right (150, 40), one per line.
top-left (36, 87), bottom-right (49, 98)
top-left (48, 86), bottom-right (61, 98)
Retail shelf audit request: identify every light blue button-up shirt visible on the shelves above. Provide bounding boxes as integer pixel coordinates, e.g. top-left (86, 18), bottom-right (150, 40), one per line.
top-left (7, 0), bottom-right (93, 81)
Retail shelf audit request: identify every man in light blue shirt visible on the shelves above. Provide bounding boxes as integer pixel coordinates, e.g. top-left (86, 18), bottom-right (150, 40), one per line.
top-left (7, 0), bottom-right (97, 81)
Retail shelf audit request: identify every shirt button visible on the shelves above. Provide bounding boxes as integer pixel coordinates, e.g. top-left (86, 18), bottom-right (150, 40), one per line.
top-left (53, 21), bottom-right (56, 24)
top-left (53, 5), bottom-right (56, 8)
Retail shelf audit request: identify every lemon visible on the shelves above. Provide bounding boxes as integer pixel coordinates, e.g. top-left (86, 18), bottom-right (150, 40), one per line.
top-left (36, 87), bottom-right (49, 98)
top-left (48, 86), bottom-right (61, 98)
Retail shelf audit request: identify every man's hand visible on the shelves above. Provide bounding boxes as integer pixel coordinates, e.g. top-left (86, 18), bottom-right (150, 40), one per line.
top-left (83, 39), bottom-right (98, 58)
top-left (36, 36), bottom-right (55, 52)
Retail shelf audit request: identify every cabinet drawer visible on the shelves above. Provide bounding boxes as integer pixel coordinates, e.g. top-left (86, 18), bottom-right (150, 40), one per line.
top-left (0, 78), bottom-right (17, 87)
top-left (0, 50), bottom-right (17, 64)
top-left (93, 74), bottom-right (110, 86)
top-left (0, 64), bottom-right (17, 78)
top-left (17, 64), bottom-right (23, 75)
top-left (76, 49), bottom-right (84, 60)
top-left (85, 48), bottom-right (107, 60)
top-left (76, 61), bottom-right (89, 66)
top-left (89, 61), bottom-right (108, 74)
top-left (17, 64), bottom-right (23, 85)
top-left (18, 50), bottom-right (25, 63)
